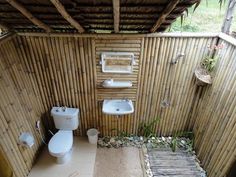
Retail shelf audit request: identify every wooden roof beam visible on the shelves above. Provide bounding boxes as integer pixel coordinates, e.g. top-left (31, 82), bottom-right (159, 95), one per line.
top-left (50, 0), bottom-right (85, 33)
top-left (113, 0), bottom-right (120, 33)
top-left (6, 0), bottom-right (52, 33)
top-left (150, 0), bottom-right (180, 33)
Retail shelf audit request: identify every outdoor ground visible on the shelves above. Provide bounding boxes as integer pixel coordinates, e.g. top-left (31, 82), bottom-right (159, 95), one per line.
top-left (93, 146), bottom-right (205, 177)
top-left (170, 0), bottom-right (236, 32)
top-left (94, 147), bottom-right (143, 177)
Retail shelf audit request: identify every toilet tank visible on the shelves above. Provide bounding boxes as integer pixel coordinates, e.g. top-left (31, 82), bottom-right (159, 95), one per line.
top-left (51, 107), bottom-right (79, 130)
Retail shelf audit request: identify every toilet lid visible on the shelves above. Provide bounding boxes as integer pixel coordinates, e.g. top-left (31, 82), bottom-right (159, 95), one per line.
top-left (48, 130), bottom-right (73, 155)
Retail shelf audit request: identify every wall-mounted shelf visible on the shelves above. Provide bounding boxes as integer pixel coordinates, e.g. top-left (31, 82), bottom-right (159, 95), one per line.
top-left (102, 79), bottom-right (132, 88)
top-left (100, 52), bottom-right (135, 73)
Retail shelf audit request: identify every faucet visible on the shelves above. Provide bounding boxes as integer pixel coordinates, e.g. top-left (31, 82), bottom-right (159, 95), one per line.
top-left (62, 106), bottom-right (67, 112)
top-left (171, 53), bottom-right (185, 64)
top-left (123, 98), bottom-right (129, 101)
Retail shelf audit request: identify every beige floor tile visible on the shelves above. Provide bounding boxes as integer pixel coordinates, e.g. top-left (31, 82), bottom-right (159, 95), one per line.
top-left (28, 137), bottom-right (97, 177)
top-left (94, 147), bottom-right (143, 177)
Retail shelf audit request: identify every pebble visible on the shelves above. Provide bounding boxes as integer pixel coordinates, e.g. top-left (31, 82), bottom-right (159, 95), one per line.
top-left (98, 136), bottom-right (194, 151)
top-left (161, 136), bottom-right (166, 141)
top-left (181, 140), bottom-right (186, 144)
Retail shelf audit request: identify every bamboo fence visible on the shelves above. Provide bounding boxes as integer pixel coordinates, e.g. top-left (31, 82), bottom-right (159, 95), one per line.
top-left (0, 32), bottom-right (235, 177)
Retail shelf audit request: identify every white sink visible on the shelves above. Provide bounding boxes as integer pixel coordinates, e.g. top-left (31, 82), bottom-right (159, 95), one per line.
top-left (102, 99), bottom-right (134, 115)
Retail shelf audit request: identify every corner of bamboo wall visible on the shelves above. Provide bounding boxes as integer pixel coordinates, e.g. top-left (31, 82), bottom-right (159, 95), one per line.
top-left (0, 33), bottom-right (47, 177)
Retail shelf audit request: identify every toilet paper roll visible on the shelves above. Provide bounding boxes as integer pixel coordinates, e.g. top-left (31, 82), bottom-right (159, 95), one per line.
top-left (19, 132), bottom-right (35, 148)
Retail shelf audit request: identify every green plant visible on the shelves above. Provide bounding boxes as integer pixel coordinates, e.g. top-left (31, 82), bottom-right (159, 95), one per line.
top-left (170, 131), bottom-right (194, 152)
top-left (170, 136), bottom-right (177, 152)
top-left (200, 44), bottom-right (223, 72)
top-left (118, 131), bottom-right (131, 138)
top-left (138, 117), bottom-right (160, 138)
top-left (110, 129), bottom-right (131, 138)
top-left (201, 55), bottom-right (219, 72)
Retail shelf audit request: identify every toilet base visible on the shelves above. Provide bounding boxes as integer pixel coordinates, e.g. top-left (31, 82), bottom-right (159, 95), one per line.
top-left (56, 149), bottom-right (72, 164)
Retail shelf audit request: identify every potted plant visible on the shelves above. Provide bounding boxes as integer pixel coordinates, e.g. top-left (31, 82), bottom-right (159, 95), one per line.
top-left (194, 44), bottom-right (223, 86)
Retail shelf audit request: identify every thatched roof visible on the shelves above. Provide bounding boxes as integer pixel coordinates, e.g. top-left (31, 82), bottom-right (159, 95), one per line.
top-left (0, 0), bottom-right (200, 33)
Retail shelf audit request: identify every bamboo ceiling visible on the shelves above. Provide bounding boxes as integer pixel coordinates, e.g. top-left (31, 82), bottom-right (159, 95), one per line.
top-left (0, 0), bottom-right (199, 33)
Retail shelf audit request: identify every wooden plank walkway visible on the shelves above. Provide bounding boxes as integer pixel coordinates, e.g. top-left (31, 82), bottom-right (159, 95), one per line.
top-left (147, 148), bottom-right (203, 177)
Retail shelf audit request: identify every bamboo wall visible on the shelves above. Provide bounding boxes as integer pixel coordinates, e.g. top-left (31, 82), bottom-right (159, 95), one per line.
top-left (0, 147), bottom-right (13, 177)
top-left (135, 36), bottom-right (217, 135)
top-left (1, 32), bottom-right (236, 177)
top-left (0, 35), bottom-right (46, 177)
top-left (12, 34), bottom-right (218, 137)
top-left (193, 36), bottom-right (236, 177)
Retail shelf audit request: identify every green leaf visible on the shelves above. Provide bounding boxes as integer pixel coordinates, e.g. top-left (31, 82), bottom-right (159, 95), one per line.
top-left (193, 0), bottom-right (202, 12)
top-left (170, 138), bottom-right (177, 152)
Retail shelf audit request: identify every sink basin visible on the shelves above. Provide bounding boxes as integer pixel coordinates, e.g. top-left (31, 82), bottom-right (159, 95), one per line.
top-left (102, 79), bottom-right (132, 88)
top-left (102, 99), bottom-right (134, 115)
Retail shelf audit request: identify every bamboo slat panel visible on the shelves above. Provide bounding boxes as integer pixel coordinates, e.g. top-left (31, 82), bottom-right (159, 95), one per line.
top-left (95, 38), bottom-right (141, 101)
top-left (0, 36), bottom-right (46, 177)
top-left (193, 38), bottom-right (236, 177)
top-left (13, 36), bottom-right (98, 136)
top-left (12, 35), bottom-right (218, 137)
top-left (135, 36), bottom-right (218, 136)
top-left (95, 38), bottom-right (142, 135)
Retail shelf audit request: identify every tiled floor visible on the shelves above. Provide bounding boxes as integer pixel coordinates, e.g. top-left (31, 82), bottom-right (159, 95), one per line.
top-left (94, 147), bottom-right (143, 177)
top-left (28, 137), bottom-right (97, 177)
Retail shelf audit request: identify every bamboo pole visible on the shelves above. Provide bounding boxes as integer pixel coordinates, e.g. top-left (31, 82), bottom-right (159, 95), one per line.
top-left (221, 0), bottom-right (236, 34)
top-left (150, 0), bottom-right (180, 32)
top-left (112, 0), bottom-right (120, 33)
top-left (73, 37), bottom-right (84, 135)
top-left (50, 0), bottom-right (85, 33)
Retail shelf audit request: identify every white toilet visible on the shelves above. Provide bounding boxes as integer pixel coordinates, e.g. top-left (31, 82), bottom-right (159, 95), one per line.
top-left (48, 107), bottom-right (79, 164)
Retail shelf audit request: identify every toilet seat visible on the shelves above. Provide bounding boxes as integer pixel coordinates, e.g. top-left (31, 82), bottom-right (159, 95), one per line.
top-left (48, 130), bottom-right (73, 157)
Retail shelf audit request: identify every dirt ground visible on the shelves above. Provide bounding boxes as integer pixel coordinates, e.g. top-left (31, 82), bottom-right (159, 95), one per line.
top-left (94, 147), bottom-right (143, 177)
